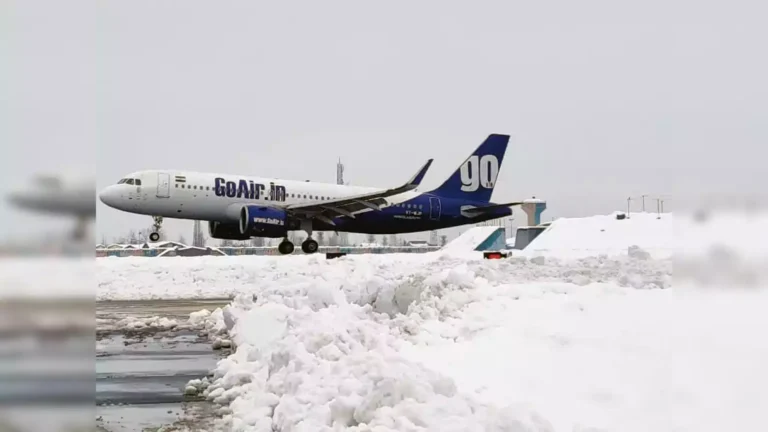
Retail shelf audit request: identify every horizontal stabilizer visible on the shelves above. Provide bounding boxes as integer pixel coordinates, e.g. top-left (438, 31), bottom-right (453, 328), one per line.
top-left (461, 201), bottom-right (524, 217)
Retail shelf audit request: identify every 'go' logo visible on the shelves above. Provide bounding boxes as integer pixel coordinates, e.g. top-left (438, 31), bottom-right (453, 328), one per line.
top-left (460, 154), bottom-right (499, 192)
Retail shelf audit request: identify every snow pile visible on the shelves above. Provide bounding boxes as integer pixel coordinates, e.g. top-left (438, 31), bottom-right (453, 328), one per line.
top-left (188, 253), bottom-right (674, 431)
top-left (204, 296), bottom-right (555, 431)
top-left (98, 308), bottom-right (229, 346)
top-left (521, 211), bottom-right (675, 259)
top-left (97, 254), bottom-right (436, 301)
top-left (400, 286), bottom-right (768, 432)
top-left (189, 308), bottom-right (227, 335)
top-left (97, 250), bottom-right (670, 301)
top-left (194, 254), bottom-right (767, 432)
top-left (190, 308), bottom-right (232, 348)
top-left (113, 315), bottom-right (179, 331)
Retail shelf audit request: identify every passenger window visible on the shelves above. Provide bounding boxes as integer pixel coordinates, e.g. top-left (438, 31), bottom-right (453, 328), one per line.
top-left (175, 184), bottom-right (179, 188)
top-left (182, 185), bottom-right (185, 188)
top-left (206, 186), bottom-right (210, 190)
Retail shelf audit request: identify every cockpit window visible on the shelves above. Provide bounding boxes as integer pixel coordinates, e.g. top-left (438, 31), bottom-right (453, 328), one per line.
top-left (117, 178), bottom-right (141, 185)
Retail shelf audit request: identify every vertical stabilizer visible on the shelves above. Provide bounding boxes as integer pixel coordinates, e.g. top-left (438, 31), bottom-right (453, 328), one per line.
top-left (429, 134), bottom-right (509, 202)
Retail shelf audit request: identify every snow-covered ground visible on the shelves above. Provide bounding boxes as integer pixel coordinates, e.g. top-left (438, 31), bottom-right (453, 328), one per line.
top-left (91, 210), bottom-right (768, 431)
top-left (519, 212), bottom-right (676, 259)
top-left (96, 251), bottom-right (670, 301)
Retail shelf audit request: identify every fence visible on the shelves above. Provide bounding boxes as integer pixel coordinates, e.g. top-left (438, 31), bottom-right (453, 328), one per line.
top-left (96, 245), bottom-right (441, 258)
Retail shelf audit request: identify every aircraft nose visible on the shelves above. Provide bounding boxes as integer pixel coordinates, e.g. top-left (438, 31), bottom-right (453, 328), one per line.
top-left (98, 185), bottom-right (120, 208)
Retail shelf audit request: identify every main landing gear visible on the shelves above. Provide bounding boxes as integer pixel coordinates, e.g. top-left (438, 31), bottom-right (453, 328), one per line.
top-left (149, 216), bottom-right (163, 242)
top-left (277, 219), bottom-right (320, 255)
top-left (278, 239), bottom-right (294, 255)
top-left (300, 219), bottom-right (319, 254)
top-left (302, 238), bottom-right (319, 254)
top-left (276, 237), bottom-right (319, 255)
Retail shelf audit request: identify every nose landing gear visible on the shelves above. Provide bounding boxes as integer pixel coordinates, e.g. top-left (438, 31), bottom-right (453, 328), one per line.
top-left (149, 216), bottom-right (163, 242)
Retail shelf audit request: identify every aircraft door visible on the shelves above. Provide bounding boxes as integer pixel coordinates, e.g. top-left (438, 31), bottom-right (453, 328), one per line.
top-left (156, 173), bottom-right (171, 198)
top-left (429, 197), bottom-right (441, 221)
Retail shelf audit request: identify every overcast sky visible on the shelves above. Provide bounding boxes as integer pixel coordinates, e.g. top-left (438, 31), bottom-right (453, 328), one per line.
top-left (1, 1), bottom-right (766, 244)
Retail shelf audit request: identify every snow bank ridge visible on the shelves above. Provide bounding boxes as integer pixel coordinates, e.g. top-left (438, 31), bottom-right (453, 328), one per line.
top-left (185, 253), bottom-right (670, 431)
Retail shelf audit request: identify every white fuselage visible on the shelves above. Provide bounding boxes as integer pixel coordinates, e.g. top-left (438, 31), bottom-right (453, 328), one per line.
top-left (99, 169), bottom-right (417, 223)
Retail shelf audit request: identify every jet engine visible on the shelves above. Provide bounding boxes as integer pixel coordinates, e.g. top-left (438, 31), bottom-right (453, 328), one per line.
top-left (208, 221), bottom-right (251, 241)
top-left (239, 205), bottom-right (289, 238)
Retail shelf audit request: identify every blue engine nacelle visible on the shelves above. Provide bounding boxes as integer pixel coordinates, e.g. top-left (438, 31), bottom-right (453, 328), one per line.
top-left (208, 221), bottom-right (251, 241)
top-left (239, 205), bottom-right (289, 238)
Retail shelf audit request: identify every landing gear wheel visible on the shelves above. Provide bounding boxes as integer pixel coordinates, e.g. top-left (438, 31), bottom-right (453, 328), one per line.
top-left (150, 216), bottom-right (164, 242)
top-left (301, 239), bottom-right (319, 254)
top-left (278, 240), bottom-right (295, 255)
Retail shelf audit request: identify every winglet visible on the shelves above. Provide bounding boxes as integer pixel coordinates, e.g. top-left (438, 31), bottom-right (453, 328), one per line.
top-left (404, 158), bottom-right (434, 188)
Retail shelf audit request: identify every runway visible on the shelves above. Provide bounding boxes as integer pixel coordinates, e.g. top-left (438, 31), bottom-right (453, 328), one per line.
top-left (95, 298), bottom-right (230, 431)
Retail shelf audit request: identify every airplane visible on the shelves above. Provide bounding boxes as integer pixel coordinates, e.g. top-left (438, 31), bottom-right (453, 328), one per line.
top-left (7, 175), bottom-right (96, 240)
top-left (98, 134), bottom-right (522, 254)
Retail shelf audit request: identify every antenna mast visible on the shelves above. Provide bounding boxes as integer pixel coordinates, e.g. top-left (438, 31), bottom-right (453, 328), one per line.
top-left (337, 158), bottom-right (349, 246)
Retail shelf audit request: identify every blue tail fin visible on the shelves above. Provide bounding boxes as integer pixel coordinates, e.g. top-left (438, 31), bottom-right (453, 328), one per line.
top-left (428, 134), bottom-right (509, 203)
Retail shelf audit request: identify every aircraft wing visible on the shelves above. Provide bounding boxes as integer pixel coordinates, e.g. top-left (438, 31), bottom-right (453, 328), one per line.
top-left (283, 158), bottom-right (434, 224)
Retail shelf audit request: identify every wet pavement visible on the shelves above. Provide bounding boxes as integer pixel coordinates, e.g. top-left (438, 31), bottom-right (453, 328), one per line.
top-left (95, 299), bottom-right (231, 432)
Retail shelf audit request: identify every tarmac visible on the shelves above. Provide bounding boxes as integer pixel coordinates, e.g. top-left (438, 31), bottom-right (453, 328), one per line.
top-left (95, 299), bottom-right (230, 431)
